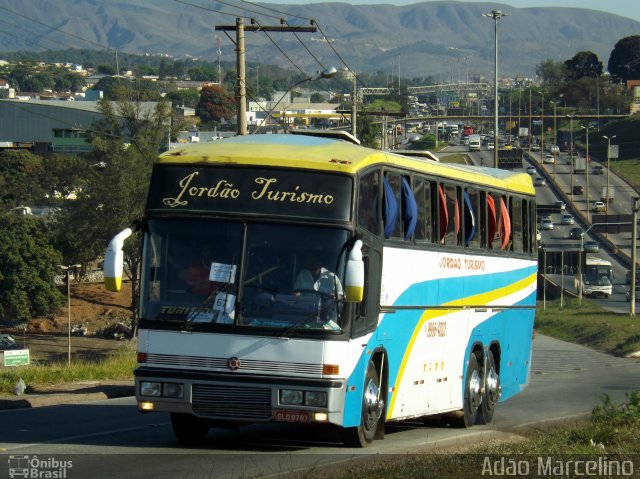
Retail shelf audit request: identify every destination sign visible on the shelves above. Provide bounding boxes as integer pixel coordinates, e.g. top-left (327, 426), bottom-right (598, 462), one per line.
top-left (146, 165), bottom-right (353, 221)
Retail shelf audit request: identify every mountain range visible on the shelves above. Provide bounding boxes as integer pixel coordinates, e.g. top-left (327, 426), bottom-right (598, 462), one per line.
top-left (2, 0), bottom-right (639, 80)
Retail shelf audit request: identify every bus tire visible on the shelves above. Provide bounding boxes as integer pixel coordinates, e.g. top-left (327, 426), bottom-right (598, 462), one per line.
top-left (478, 350), bottom-right (499, 424)
top-left (170, 412), bottom-right (209, 441)
top-left (343, 361), bottom-right (384, 447)
top-left (453, 353), bottom-right (481, 428)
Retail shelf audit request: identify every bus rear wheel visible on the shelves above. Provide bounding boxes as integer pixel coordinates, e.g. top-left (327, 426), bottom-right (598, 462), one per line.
top-left (343, 361), bottom-right (384, 447)
top-left (453, 353), bottom-right (481, 428)
top-left (478, 350), bottom-right (500, 424)
top-left (171, 412), bottom-right (210, 441)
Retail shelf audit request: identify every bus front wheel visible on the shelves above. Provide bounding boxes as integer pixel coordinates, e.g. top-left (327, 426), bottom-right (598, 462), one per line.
top-left (343, 361), bottom-right (384, 447)
top-left (171, 412), bottom-right (209, 441)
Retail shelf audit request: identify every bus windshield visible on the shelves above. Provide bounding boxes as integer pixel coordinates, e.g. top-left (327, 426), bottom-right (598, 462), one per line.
top-left (140, 219), bottom-right (350, 334)
top-left (585, 265), bottom-right (612, 286)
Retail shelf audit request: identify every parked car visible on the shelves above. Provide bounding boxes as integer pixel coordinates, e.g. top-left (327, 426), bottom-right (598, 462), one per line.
top-left (626, 270), bottom-right (640, 285)
top-left (626, 289), bottom-right (640, 302)
top-left (584, 241), bottom-right (599, 253)
top-left (568, 227), bottom-right (583, 239)
top-left (592, 165), bottom-right (604, 175)
top-left (526, 166), bottom-right (537, 175)
top-left (540, 218), bottom-right (554, 230)
top-left (593, 201), bottom-right (607, 212)
top-left (560, 214), bottom-right (575, 225)
top-left (572, 185), bottom-right (584, 195)
top-left (534, 177), bottom-right (546, 187)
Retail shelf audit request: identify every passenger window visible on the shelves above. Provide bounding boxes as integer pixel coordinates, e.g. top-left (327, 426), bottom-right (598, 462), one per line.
top-left (358, 171), bottom-right (379, 234)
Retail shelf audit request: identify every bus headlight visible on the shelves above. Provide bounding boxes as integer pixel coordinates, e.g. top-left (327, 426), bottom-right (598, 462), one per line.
top-left (280, 389), bottom-right (303, 405)
top-left (304, 391), bottom-right (327, 407)
top-left (140, 381), bottom-right (161, 397)
top-left (163, 383), bottom-right (184, 399)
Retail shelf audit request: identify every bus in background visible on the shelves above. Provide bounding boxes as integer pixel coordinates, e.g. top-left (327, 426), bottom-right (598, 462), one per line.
top-left (104, 130), bottom-right (537, 447)
top-left (575, 257), bottom-right (613, 298)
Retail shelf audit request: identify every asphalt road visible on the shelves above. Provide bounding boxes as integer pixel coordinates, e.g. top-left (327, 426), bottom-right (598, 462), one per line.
top-left (1, 335), bottom-right (639, 479)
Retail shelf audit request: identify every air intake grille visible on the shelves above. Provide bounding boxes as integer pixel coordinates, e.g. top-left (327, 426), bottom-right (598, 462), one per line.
top-left (192, 384), bottom-right (272, 420)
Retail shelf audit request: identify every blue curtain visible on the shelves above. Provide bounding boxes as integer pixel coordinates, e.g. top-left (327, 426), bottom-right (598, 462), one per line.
top-left (383, 177), bottom-right (398, 238)
top-left (401, 177), bottom-right (417, 240)
top-left (463, 191), bottom-right (476, 247)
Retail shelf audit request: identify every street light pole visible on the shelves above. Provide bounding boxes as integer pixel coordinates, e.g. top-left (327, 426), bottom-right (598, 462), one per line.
top-left (59, 264), bottom-right (81, 365)
top-left (253, 67), bottom-right (337, 134)
top-left (550, 100), bottom-right (557, 179)
top-left (567, 115), bottom-right (575, 202)
top-left (581, 125), bottom-right (591, 221)
top-left (483, 10), bottom-right (510, 168)
top-left (603, 135), bottom-right (616, 206)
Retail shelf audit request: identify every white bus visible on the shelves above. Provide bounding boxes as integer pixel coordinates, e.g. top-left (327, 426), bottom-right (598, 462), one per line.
top-left (575, 257), bottom-right (613, 298)
top-left (104, 131), bottom-right (537, 447)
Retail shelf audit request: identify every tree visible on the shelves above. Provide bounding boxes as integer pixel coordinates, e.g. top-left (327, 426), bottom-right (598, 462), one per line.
top-left (536, 60), bottom-right (567, 89)
top-left (0, 213), bottom-right (64, 324)
top-left (608, 35), bottom-right (640, 82)
top-left (56, 86), bottom-right (172, 325)
top-left (310, 92), bottom-right (325, 103)
top-left (0, 150), bottom-right (46, 209)
top-left (564, 51), bottom-right (603, 81)
top-left (195, 85), bottom-right (235, 126)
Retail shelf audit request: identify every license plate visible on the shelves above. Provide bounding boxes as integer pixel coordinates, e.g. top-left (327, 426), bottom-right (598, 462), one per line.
top-left (275, 409), bottom-right (312, 423)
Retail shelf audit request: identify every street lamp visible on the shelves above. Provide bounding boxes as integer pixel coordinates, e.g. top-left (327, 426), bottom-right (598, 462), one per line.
top-left (253, 67), bottom-right (337, 134)
top-left (581, 125), bottom-right (591, 221)
top-left (483, 10), bottom-right (510, 168)
top-left (566, 115), bottom-right (575, 201)
top-left (59, 264), bottom-right (82, 365)
top-left (603, 135), bottom-right (616, 206)
top-left (549, 100), bottom-right (558, 179)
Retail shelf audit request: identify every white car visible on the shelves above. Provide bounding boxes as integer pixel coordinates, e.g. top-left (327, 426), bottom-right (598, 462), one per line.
top-left (539, 218), bottom-right (554, 230)
top-left (543, 154), bottom-right (555, 164)
top-left (525, 166), bottom-right (536, 175)
top-left (534, 177), bottom-right (546, 187)
top-left (593, 201), bottom-right (606, 212)
top-left (560, 214), bottom-right (575, 225)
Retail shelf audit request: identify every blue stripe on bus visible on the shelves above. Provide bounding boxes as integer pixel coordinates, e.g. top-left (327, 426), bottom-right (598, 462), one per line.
top-left (342, 267), bottom-right (536, 427)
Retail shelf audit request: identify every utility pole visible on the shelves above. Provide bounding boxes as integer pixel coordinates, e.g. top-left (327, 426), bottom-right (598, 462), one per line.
top-left (215, 20), bottom-right (317, 135)
top-left (352, 71), bottom-right (357, 137)
top-left (631, 197), bottom-right (640, 317)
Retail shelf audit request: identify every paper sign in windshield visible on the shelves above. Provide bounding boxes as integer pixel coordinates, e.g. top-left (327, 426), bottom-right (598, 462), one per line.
top-left (209, 263), bottom-right (237, 283)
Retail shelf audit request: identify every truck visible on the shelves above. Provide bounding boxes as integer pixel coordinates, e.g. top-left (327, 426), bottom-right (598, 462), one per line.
top-left (468, 134), bottom-right (481, 151)
top-left (573, 156), bottom-right (586, 173)
top-left (601, 185), bottom-right (615, 202)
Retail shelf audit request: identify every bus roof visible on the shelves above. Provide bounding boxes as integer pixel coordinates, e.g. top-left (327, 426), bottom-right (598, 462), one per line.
top-left (159, 134), bottom-right (534, 195)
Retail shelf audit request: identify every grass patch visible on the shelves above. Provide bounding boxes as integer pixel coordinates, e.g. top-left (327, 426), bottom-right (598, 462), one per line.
top-left (534, 297), bottom-right (640, 356)
top-left (334, 392), bottom-right (640, 479)
top-left (0, 345), bottom-right (136, 395)
top-left (438, 153), bottom-right (468, 164)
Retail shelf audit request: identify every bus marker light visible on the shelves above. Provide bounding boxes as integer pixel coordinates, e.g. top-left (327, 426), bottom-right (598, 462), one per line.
top-left (139, 401), bottom-right (155, 411)
top-left (137, 352), bottom-right (148, 363)
top-left (322, 364), bottom-right (339, 375)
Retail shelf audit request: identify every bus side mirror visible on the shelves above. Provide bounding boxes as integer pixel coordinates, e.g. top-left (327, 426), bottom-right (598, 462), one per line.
top-left (344, 239), bottom-right (364, 303)
top-left (103, 228), bottom-right (133, 292)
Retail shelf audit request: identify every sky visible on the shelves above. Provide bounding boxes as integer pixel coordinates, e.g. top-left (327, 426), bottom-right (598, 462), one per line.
top-left (262, 0), bottom-right (640, 23)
